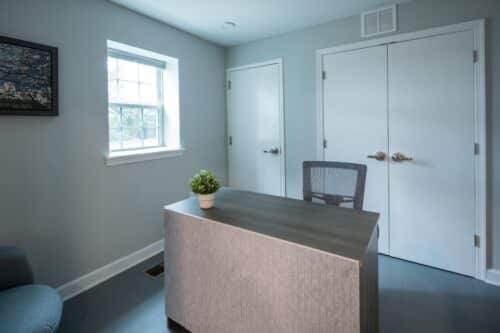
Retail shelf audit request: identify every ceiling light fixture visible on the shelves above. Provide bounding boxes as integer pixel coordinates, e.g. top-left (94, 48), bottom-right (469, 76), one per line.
top-left (222, 21), bottom-right (236, 30)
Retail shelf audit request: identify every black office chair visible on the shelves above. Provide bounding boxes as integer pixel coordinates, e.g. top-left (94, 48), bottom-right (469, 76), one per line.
top-left (303, 161), bottom-right (367, 210)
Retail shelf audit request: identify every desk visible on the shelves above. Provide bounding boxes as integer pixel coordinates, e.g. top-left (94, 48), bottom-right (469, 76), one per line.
top-left (164, 188), bottom-right (379, 333)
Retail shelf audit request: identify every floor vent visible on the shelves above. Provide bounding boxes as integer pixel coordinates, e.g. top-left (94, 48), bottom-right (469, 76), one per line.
top-left (145, 263), bottom-right (164, 278)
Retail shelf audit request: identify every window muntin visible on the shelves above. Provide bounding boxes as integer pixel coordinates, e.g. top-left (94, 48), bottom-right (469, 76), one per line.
top-left (107, 51), bottom-right (165, 152)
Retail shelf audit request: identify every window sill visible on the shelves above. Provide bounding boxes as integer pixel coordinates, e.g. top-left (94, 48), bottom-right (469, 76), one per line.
top-left (106, 147), bottom-right (184, 166)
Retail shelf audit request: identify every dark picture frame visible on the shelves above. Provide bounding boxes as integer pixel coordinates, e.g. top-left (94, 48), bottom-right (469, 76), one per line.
top-left (0, 36), bottom-right (58, 116)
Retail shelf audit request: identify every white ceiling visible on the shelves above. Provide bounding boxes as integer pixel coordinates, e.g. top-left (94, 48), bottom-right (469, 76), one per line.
top-left (111, 0), bottom-right (410, 47)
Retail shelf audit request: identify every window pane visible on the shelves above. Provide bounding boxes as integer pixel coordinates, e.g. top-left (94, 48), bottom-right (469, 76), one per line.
top-left (122, 107), bottom-right (141, 128)
top-left (118, 81), bottom-right (139, 104)
top-left (139, 83), bottom-right (157, 104)
top-left (109, 128), bottom-right (122, 151)
top-left (108, 80), bottom-right (118, 103)
top-left (118, 59), bottom-right (138, 82)
top-left (107, 46), bottom-right (169, 153)
top-left (122, 127), bottom-right (142, 149)
top-left (143, 127), bottom-right (159, 147)
top-left (143, 108), bottom-right (159, 128)
top-left (139, 64), bottom-right (157, 85)
top-left (108, 58), bottom-right (118, 81)
top-left (109, 106), bottom-right (121, 129)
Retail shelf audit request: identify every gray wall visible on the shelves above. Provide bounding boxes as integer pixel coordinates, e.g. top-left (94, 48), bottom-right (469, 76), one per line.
top-left (226, 0), bottom-right (500, 269)
top-left (0, 0), bottom-right (226, 286)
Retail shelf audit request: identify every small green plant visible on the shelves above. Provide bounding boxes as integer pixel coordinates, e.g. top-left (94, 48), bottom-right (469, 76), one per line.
top-left (190, 170), bottom-right (220, 195)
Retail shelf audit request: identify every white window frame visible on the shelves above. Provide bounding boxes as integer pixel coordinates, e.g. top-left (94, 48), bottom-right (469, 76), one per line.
top-left (106, 40), bottom-right (182, 166)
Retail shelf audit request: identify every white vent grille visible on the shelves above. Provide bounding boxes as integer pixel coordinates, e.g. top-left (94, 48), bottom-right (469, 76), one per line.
top-left (361, 5), bottom-right (397, 38)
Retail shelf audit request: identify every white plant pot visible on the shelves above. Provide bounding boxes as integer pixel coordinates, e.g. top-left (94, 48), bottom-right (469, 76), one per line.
top-left (198, 193), bottom-right (215, 209)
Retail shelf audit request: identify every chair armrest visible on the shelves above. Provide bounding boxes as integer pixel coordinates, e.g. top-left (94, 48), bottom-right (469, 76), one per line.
top-left (0, 246), bottom-right (34, 291)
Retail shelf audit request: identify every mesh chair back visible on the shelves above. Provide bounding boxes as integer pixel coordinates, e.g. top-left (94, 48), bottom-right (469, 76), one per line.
top-left (303, 161), bottom-right (367, 210)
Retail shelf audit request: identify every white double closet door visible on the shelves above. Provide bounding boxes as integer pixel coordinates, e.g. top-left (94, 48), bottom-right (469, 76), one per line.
top-left (322, 30), bottom-right (476, 276)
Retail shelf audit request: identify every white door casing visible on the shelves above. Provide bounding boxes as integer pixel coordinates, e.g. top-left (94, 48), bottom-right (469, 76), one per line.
top-left (227, 60), bottom-right (285, 196)
top-left (322, 45), bottom-right (390, 254)
top-left (388, 30), bottom-right (476, 276)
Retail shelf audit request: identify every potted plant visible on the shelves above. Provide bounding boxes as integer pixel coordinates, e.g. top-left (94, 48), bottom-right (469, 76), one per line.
top-left (190, 170), bottom-right (221, 209)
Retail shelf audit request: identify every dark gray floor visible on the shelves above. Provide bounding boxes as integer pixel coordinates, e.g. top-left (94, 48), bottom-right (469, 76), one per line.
top-left (59, 254), bottom-right (500, 333)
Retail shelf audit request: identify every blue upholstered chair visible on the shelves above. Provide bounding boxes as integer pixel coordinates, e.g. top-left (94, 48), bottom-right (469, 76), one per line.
top-left (0, 247), bottom-right (63, 333)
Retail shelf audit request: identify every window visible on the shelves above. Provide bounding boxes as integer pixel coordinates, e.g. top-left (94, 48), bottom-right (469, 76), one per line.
top-left (106, 41), bottom-right (181, 166)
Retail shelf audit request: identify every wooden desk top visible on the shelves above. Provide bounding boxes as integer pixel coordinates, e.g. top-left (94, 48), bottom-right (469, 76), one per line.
top-left (164, 188), bottom-right (379, 262)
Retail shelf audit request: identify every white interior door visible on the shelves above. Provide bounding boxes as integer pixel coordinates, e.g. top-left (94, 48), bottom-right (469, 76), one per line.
top-left (227, 62), bottom-right (284, 196)
top-left (323, 45), bottom-right (390, 254)
top-left (388, 31), bottom-right (476, 276)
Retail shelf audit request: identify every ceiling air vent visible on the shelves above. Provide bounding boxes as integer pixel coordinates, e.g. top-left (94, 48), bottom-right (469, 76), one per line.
top-left (361, 5), bottom-right (397, 38)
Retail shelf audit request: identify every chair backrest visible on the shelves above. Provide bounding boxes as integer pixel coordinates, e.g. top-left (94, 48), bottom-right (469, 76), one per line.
top-left (303, 161), bottom-right (367, 210)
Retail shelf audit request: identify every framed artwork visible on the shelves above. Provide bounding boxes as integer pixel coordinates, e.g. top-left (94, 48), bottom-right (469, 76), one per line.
top-left (0, 36), bottom-right (58, 116)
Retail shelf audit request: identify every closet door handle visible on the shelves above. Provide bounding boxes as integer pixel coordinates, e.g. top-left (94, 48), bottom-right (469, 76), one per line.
top-left (264, 147), bottom-right (280, 155)
top-left (391, 152), bottom-right (413, 162)
top-left (367, 152), bottom-right (386, 161)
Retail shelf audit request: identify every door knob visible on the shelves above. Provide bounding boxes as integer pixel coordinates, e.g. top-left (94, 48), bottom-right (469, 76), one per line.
top-left (391, 152), bottom-right (413, 162)
top-left (367, 151), bottom-right (386, 161)
top-left (263, 147), bottom-right (280, 155)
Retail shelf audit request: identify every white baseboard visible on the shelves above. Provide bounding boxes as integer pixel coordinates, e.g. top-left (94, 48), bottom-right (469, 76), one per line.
top-left (57, 239), bottom-right (164, 301)
top-left (486, 269), bottom-right (500, 287)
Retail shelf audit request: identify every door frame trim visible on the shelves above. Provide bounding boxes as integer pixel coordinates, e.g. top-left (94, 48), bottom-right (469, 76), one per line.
top-left (316, 19), bottom-right (487, 281)
top-left (226, 59), bottom-right (286, 197)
